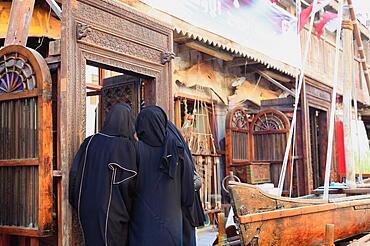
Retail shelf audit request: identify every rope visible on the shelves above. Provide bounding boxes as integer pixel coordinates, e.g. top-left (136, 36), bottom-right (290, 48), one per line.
top-left (277, 0), bottom-right (319, 196)
top-left (323, 0), bottom-right (344, 200)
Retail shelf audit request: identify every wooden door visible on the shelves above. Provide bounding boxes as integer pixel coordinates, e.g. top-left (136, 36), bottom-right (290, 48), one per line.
top-left (0, 45), bottom-right (52, 238)
top-left (102, 75), bottom-right (141, 118)
top-left (309, 107), bottom-right (328, 189)
top-left (225, 107), bottom-right (251, 182)
top-left (251, 109), bottom-right (290, 188)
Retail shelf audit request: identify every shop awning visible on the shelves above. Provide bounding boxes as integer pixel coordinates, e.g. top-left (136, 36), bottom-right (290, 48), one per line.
top-left (124, 0), bottom-right (299, 77)
top-left (0, 2), bottom-right (61, 40)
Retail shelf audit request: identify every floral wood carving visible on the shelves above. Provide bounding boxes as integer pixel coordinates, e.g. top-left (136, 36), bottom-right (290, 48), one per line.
top-left (77, 1), bottom-right (168, 48)
top-left (80, 29), bottom-right (162, 63)
top-left (161, 52), bottom-right (175, 65)
top-left (76, 23), bottom-right (91, 40)
top-left (232, 109), bottom-right (249, 129)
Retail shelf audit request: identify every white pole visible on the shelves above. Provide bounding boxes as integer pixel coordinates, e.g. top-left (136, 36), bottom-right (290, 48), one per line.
top-left (323, 0), bottom-right (344, 200)
top-left (351, 39), bottom-right (362, 183)
top-left (278, 0), bottom-right (319, 196)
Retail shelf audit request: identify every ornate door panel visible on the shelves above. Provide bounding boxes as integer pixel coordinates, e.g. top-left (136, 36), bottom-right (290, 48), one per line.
top-left (251, 109), bottom-right (290, 187)
top-left (0, 45), bottom-right (52, 237)
top-left (226, 107), bottom-right (290, 187)
top-left (225, 107), bottom-right (251, 183)
top-left (102, 75), bottom-right (140, 118)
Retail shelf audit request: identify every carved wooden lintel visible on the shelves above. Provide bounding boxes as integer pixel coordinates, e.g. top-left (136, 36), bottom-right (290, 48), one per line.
top-left (161, 51), bottom-right (175, 65)
top-left (76, 23), bottom-right (91, 40)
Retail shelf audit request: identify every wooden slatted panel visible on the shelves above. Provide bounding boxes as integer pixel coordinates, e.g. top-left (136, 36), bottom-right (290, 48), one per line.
top-left (231, 130), bottom-right (248, 160)
top-left (0, 98), bottom-right (38, 160)
top-left (0, 166), bottom-right (38, 228)
top-left (253, 133), bottom-right (286, 161)
top-left (0, 98), bottom-right (38, 228)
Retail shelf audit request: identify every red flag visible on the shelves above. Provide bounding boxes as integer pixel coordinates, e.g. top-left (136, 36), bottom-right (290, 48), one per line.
top-left (336, 120), bottom-right (346, 177)
top-left (299, 4), bottom-right (313, 31)
top-left (316, 11), bottom-right (338, 39)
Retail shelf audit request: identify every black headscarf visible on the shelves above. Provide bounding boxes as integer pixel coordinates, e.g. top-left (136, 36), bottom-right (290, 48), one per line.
top-left (136, 106), bottom-right (183, 179)
top-left (101, 103), bottom-right (135, 139)
top-left (135, 106), bottom-right (167, 146)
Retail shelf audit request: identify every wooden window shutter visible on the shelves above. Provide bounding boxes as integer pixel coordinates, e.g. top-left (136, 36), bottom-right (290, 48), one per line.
top-left (0, 45), bottom-right (53, 237)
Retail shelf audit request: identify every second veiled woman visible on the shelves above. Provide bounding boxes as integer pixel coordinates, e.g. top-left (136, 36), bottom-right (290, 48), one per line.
top-left (167, 121), bottom-right (205, 246)
top-left (129, 106), bottom-right (195, 246)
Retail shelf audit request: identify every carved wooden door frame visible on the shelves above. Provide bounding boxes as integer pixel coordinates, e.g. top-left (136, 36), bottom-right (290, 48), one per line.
top-left (60, 0), bottom-right (174, 244)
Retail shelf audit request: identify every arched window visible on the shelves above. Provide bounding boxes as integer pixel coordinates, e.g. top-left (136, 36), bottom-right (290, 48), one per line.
top-left (251, 109), bottom-right (290, 162)
top-left (0, 45), bottom-right (52, 237)
top-left (225, 107), bottom-right (250, 181)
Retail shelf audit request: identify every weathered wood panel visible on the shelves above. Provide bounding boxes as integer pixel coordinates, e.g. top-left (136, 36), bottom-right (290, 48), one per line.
top-left (0, 98), bottom-right (38, 160)
top-left (302, 28), bottom-right (369, 104)
top-left (0, 166), bottom-right (38, 228)
top-left (229, 182), bottom-right (370, 245)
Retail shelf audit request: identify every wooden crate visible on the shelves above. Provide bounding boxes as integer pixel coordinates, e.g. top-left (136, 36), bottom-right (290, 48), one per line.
top-left (246, 163), bottom-right (271, 184)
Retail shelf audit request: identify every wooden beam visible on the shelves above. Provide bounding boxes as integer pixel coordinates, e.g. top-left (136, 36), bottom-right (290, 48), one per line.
top-left (257, 71), bottom-right (295, 96)
top-left (0, 159), bottom-right (39, 167)
top-left (342, 14), bottom-right (356, 188)
top-left (324, 224), bottom-right (335, 246)
top-left (347, 0), bottom-right (370, 96)
top-left (5, 0), bottom-right (35, 46)
top-left (217, 212), bottom-right (226, 246)
top-left (45, 0), bottom-right (62, 19)
top-left (263, 70), bottom-right (292, 83)
top-left (185, 41), bottom-right (234, 61)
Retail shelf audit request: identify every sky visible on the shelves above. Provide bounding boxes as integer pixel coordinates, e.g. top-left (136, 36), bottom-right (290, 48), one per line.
top-left (355, 0), bottom-right (370, 26)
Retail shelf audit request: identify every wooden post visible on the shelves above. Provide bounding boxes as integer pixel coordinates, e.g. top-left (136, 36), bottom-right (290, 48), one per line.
top-left (342, 8), bottom-right (356, 188)
top-left (325, 224), bottom-right (335, 246)
top-left (217, 212), bottom-right (226, 246)
top-left (346, 0), bottom-right (370, 96)
top-left (4, 0), bottom-right (35, 46)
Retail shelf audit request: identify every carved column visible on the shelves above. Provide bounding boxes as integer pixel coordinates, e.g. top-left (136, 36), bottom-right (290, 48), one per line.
top-left (342, 9), bottom-right (355, 188)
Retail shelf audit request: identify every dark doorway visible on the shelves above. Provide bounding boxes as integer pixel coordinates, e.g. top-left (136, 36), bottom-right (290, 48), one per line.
top-left (309, 107), bottom-right (328, 189)
top-left (85, 62), bottom-right (154, 137)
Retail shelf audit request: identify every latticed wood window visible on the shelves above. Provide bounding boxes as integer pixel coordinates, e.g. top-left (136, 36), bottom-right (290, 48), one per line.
top-left (225, 107), bottom-right (290, 185)
top-left (251, 109), bottom-right (289, 162)
top-left (0, 45), bottom-right (53, 237)
top-left (225, 107), bottom-right (251, 176)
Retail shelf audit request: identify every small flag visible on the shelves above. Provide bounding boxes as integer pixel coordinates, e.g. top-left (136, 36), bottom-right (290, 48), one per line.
top-left (299, 0), bottom-right (333, 32)
top-left (299, 3), bottom-right (313, 31)
top-left (316, 11), bottom-right (338, 39)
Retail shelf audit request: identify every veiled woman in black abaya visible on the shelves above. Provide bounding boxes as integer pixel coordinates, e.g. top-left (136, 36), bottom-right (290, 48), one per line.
top-left (167, 122), bottom-right (206, 246)
top-left (129, 106), bottom-right (195, 246)
top-left (69, 103), bottom-right (137, 246)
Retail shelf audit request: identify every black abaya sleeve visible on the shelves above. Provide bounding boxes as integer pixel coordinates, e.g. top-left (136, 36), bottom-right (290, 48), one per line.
top-left (181, 151), bottom-right (195, 207)
top-left (68, 136), bottom-right (91, 209)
